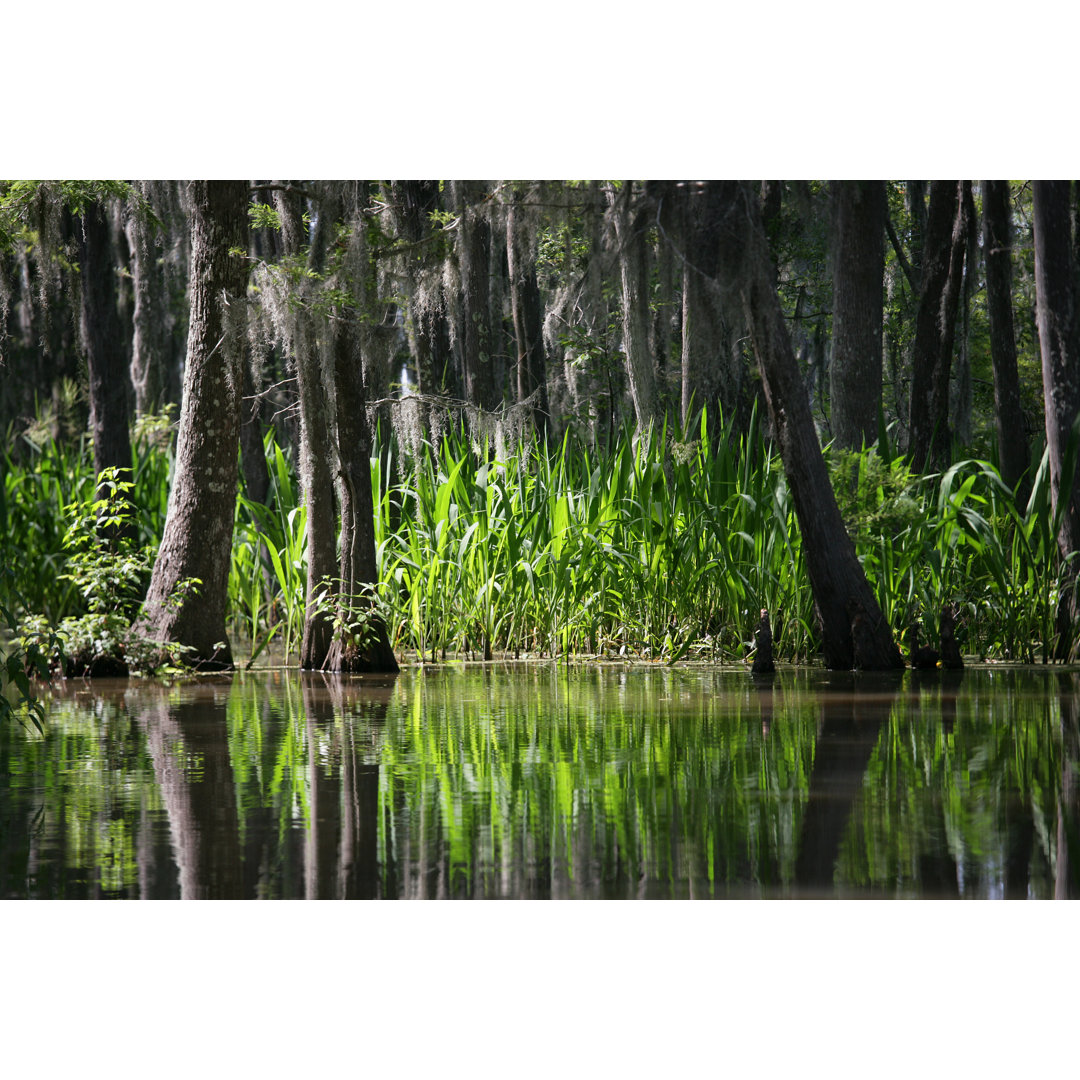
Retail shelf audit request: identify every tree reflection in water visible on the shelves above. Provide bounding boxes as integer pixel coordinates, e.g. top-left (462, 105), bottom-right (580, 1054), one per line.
top-left (3, 665), bottom-right (1080, 899)
top-left (794, 673), bottom-right (901, 895)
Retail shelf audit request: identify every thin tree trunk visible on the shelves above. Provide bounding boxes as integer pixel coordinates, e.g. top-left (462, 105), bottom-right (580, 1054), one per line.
top-left (79, 199), bottom-right (133, 489)
top-left (679, 182), bottom-right (739, 435)
top-left (610, 182), bottom-right (658, 437)
top-left (506, 189), bottom-right (549, 437)
top-left (136, 180), bottom-right (250, 668)
top-left (274, 183), bottom-right (337, 669)
top-left (390, 180), bottom-right (454, 395)
top-left (454, 181), bottom-right (498, 411)
top-left (982, 180), bottom-right (1030, 496)
top-left (908, 180), bottom-right (969, 470)
top-left (713, 182), bottom-right (903, 671)
top-left (323, 312), bottom-right (399, 673)
top-left (829, 181), bottom-right (885, 450)
top-left (124, 185), bottom-right (168, 416)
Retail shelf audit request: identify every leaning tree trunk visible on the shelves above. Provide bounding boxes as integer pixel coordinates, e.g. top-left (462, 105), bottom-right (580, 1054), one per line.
top-left (79, 198), bottom-right (133, 490)
top-left (713, 182), bottom-right (903, 671)
top-left (982, 180), bottom-right (1031, 497)
top-left (323, 313), bottom-right (399, 673)
top-left (829, 180), bottom-right (885, 450)
top-left (136, 180), bottom-right (250, 668)
top-left (908, 180), bottom-right (969, 471)
top-left (1033, 180), bottom-right (1080, 660)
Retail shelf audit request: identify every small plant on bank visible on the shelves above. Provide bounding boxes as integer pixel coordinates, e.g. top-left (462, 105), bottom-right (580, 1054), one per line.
top-left (20, 468), bottom-right (192, 678)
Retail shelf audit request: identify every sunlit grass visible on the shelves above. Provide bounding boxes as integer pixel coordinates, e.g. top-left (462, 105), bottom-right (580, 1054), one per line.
top-left (2, 405), bottom-right (1073, 667)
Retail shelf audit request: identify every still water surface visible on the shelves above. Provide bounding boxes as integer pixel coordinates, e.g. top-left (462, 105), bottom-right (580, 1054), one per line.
top-left (2, 663), bottom-right (1078, 899)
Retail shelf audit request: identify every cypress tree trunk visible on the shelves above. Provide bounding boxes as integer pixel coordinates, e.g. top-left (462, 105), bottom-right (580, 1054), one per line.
top-left (1033, 180), bottom-right (1080, 659)
top-left (125, 186), bottom-right (168, 416)
top-left (136, 180), bottom-right (250, 668)
top-left (390, 180), bottom-right (454, 395)
top-left (610, 182), bottom-right (658, 437)
top-left (323, 312), bottom-right (399, 673)
top-left (829, 181), bottom-right (885, 450)
top-left (679, 182), bottom-right (738, 435)
top-left (506, 189), bottom-right (548, 436)
top-left (713, 182), bottom-right (903, 671)
top-left (908, 180), bottom-right (969, 470)
top-left (454, 181), bottom-right (498, 411)
top-left (275, 183), bottom-right (338, 669)
top-left (982, 180), bottom-right (1031, 495)
top-left (79, 199), bottom-right (133, 488)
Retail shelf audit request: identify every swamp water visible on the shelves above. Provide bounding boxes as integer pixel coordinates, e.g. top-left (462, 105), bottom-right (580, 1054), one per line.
top-left (2, 663), bottom-right (1079, 899)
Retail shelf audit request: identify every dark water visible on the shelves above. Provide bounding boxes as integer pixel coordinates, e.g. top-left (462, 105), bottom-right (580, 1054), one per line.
top-left (2, 663), bottom-right (1078, 899)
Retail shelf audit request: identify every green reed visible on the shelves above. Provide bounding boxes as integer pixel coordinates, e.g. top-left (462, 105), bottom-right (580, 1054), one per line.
top-left (4, 403), bottom-right (1075, 668)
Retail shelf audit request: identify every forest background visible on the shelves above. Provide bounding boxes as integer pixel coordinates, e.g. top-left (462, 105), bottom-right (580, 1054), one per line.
top-left (6, 3), bottom-right (1077, 1078)
top-left (3, 177), bottom-right (1079, 680)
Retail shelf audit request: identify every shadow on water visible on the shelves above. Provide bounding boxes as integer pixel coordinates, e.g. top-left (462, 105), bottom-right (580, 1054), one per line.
top-left (3, 663), bottom-right (1080, 899)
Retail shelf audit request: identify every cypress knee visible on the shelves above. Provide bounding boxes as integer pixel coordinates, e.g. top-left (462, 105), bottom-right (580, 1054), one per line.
top-left (752, 609), bottom-right (776, 674)
top-left (940, 603), bottom-right (964, 670)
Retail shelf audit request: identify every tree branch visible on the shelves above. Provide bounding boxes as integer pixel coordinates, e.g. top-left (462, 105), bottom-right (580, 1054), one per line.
top-left (885, 209), bottom-right (917, 292)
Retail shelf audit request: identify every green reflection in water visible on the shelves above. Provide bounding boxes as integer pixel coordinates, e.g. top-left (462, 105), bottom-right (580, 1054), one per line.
top-left (1, 665), bottom-right (1078, 899)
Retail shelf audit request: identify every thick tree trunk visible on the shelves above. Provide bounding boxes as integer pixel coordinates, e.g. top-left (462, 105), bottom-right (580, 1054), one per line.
top-left (1033, 181), bottom-right (1080, 659)
top-left (829, 181), bottom-right (885, 450)
top-left (908, 180), bottom-right (969, 470)
top-left (713, 182), bottom-right (903, 670)
top-left (506, 190), bottom-right (549, 436)
top-left (982, 180), bottom-right (1031, 496)
top-left (610, 182), bottom-right (658, 436)
top-left (79, 199), bottom-right (133, 489)
top-left (454, 181), bottom-right (498, 411)
top-left (136, 180), bottom-right (250, 668)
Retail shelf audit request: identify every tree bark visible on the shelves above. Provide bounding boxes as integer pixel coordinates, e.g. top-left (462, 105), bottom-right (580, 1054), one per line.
top-left (678, 182), bottom-right (742, 435)
top-left (454, 181), bottom-right (498, 411)
top-left (506, 188), bottom-right (549, 436)
top-left (124, 183), bottom-right (168, 416)
top-left (829, 181), bottom-right (885, 450)
top-left (712, 182), bottom-right (903, 670)
top-left (982, 180), bottom-right (1031, 496)
top-left (79, 199), bottom-right (133, 489)
top-left (389, 180), bottom-right (454, 395)
top-left (274, 183), bottom-right (337, 669)
top-left (908, 180), bottom-right (969, 471)
top-left (610, 181), bottom-right (658, 437)
top-left (1033, 180), bottom-right (1080, 659)
top-left (136, 180), bottom-right (250, 668)
top-left (323, 312), bottom-right (399, 673)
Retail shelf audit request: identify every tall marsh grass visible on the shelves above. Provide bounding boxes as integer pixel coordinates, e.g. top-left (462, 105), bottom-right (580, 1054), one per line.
top-left (2, 404), bottom-right (1072, 667)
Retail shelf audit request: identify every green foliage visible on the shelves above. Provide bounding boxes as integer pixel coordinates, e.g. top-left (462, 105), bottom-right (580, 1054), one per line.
top-left (18, 467), bottom-right (193, 678)
top-left (249, 202), bottom-right (282, 231)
